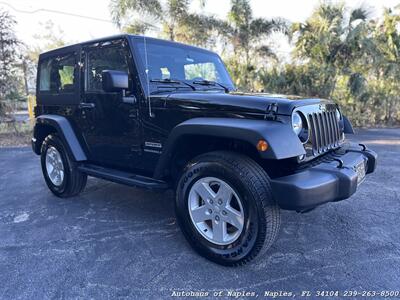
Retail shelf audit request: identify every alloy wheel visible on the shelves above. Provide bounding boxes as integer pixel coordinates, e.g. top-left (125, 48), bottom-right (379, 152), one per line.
top-left (45, 146), bottom-right (64, 186)
top-left (188, 177), bottom-right (245, 245)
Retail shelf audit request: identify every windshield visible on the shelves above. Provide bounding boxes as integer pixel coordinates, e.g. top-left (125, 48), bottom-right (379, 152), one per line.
top-left (134, 38), bottom-right (235, 90)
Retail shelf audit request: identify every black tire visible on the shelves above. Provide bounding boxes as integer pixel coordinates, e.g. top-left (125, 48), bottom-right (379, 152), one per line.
top-left (175, 151), bottom-right (280, 266)
top-left (40, 134), bottom-right (87, 198)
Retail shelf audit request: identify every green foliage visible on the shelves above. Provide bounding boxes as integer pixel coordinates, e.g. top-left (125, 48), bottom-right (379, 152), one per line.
top-left (221, 0), bottom-right (289, 90)
top-left (27, 20), bottom-right (68, 64)
top-left (110, 0), bottom-right (289, 90)
top-left (109, 0), bottom-right (399, 126)
top-left (109, 0), bottom-right (219, 46)
top-left (258, 3), bottom-right (400, 126)
top-left (2, 1), bottom-right (400, 127)
top-left (21, 21), bottom-right (70, 96)
top-left (0, 9), bottom-right (24, 116)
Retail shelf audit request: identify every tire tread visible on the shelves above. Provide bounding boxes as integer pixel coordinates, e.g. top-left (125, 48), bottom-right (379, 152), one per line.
top-left (41, 134), bottom-right (87, 198)
top-left (183, 150), bottom-right (280, 266)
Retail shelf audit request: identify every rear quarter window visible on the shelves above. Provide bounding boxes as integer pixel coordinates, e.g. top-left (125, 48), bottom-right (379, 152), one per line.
top-left (39, 52), bottom-right (77, 93)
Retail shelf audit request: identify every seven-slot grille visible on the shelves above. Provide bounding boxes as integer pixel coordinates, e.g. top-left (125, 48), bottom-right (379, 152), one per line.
top-left (307, 109), bottom-right (341, 155)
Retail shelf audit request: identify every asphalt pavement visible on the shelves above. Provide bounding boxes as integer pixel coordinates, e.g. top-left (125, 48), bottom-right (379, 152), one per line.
top-left (0, 129), bottom-right (399, 299)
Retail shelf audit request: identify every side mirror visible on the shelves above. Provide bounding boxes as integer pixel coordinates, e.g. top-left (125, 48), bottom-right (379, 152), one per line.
top-left (102, 70), bottom-right (128, 92)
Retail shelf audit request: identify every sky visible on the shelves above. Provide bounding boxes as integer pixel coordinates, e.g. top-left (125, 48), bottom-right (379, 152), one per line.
top-left (1, 0), bottom-right (399, 51)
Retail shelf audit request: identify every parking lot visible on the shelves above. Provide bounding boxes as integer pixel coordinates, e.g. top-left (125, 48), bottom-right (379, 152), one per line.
top-left (0, 128), bottom-right (399, 299)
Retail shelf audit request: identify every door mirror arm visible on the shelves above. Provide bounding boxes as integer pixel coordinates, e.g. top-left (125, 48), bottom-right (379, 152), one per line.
top-left (121, 90), bottom-right (137, 104)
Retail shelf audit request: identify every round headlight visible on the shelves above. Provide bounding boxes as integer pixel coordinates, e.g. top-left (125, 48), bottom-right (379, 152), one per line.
top-left (335, 108), bottom-right (341, 121)
top-left (291, 112), bottom-right (303, 135)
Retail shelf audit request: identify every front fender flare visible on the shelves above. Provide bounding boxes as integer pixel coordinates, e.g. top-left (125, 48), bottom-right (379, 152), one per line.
top-left (343, 115), bottom-right (354, 134)
top-left (154, 118), bottom-right (305, 179)
top-left (34, 114), bottom-right (87, 161)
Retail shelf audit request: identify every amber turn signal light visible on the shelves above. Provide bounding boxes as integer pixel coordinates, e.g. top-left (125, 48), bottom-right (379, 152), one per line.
top-left (257, 140), bottom-right (268, 152)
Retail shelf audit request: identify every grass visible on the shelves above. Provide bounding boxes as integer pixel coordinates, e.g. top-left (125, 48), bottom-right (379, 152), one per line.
top-left (0, 122), bottom-right (33, 147)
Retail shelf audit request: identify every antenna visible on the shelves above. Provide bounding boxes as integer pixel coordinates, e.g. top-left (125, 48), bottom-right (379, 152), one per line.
top-left (143, 36), bottom-right (154, 118)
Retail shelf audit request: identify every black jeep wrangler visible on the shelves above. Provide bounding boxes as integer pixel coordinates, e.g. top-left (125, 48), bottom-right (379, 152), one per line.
top-left (32, 34), bottom-right (377, 266)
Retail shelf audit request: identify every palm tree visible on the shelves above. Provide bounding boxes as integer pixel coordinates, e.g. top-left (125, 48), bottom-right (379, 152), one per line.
top-left (109, 0), bottom-right (221, 47)
top-left (371, 8), bottom-right (400, 124)
top-left (219, 0), bottom-right (289, 89)
top-left (110, 0), bottom-right (288, 89)
top-left (292, 2), bottom-right (371, 98)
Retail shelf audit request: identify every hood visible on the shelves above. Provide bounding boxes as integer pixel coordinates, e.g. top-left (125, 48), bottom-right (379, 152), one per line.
top-left (156, 91), bottom-right (334, 116)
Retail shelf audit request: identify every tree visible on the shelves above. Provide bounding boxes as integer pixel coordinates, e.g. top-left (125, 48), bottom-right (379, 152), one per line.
top-left (369, 8), bottom-right (400, 124)
top-left (291, 2), bottom-right (371, 98)
top-left (218, 0), bottom-right (289, 90)
top-left (109, 0), bottom-right (222, 47)
top-left (27, 20), bottom-right (67, 64)
top-left (22, 21), bottom-right (69, 95)
top-left (109, 0), bottom-right (288, 90)
top-left (258, 2), bottom-right (400, 126)
top-left (0, 9), bottom-right (21, 116)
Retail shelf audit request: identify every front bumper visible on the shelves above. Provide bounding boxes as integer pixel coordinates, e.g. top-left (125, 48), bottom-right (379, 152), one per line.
top-left (271, 143), bottom-right (377, 211)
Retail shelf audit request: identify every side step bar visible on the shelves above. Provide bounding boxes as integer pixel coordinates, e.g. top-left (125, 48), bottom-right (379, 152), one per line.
top-left (78, 164), bottom-right (169, 190)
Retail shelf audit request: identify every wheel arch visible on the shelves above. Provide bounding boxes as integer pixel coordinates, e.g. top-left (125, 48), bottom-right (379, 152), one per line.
top-left (154, 117), bottom-right (305, 180)
top-left (33, 115), bottom-right (87, 161)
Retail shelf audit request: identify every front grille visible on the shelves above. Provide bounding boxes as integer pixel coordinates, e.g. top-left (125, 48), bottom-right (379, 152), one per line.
top-left (307, 109), bottom-right (341, 155)
top-left (296, 103), bottom-right (343, 158)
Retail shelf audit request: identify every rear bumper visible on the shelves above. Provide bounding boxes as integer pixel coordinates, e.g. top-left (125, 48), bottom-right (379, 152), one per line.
top-left (271, 143), bottom-right (377, 211)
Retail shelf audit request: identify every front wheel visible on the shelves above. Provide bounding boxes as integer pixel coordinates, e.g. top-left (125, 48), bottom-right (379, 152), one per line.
top-left (175, 151), bottom-right (280, 266)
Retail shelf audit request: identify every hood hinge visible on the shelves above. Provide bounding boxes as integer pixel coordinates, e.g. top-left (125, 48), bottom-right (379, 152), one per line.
top-left (265, 103), bottom-right (278, 120)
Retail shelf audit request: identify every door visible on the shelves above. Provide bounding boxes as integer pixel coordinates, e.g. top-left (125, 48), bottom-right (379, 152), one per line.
top-left (78, 39), bottom-right (141, 170)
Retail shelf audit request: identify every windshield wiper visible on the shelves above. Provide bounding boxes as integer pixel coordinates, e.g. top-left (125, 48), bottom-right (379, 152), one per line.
top-left (192, 80), bottom-right (230, 93)
top-left (150, 78), bottom-right (196, 91)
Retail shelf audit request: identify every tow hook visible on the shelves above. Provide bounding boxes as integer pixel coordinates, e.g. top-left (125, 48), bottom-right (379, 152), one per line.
top-left (359, 143), bottom-right (367, 151)
top-left (333, 158), bottom-right (344, 168)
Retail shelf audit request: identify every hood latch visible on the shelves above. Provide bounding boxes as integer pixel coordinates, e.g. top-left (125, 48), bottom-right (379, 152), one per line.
top-left (265, 103), bottom-right (278, 120)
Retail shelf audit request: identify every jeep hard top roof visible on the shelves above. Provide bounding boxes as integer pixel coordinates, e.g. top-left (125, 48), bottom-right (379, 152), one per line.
top-left (38, 34), bottom-right (216, 60)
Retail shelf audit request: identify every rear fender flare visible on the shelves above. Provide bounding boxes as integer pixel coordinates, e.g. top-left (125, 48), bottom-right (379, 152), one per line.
top-left (33, 115), bottom-right (87, 161)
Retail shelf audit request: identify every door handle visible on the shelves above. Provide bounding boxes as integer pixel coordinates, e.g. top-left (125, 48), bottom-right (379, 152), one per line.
top-left (78, 102), bottom-right (95, 109)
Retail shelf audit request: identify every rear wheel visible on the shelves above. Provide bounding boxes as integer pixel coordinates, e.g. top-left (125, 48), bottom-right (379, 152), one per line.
top-left (40, 134), bottom-right (87, 197)
top-left (175, 151), bottom-right (280, 266)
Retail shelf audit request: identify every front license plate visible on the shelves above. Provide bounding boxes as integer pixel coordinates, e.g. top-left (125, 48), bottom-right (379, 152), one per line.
top-left (355, 160), bottom-right (366, 185)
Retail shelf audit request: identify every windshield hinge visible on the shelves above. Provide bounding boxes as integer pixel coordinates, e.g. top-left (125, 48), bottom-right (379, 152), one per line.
top-left (265, 103), bottom-right (278, 120)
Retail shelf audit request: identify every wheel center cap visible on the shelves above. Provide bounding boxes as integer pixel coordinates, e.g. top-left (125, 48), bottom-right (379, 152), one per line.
top-left (214, 206), bottom-right (220, 213)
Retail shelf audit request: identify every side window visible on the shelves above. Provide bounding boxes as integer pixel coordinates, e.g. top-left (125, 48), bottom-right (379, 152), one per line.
top-left (39, 53), bottom-right (77, 93)
top-left (86, 46), bottom-right (129, 92)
